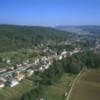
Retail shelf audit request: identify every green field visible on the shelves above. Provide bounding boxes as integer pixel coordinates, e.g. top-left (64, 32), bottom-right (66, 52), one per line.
top-left (69, 69), bottom-right (100, 100)
top-left (42, 73), bottom-right (75, 100)
top-left (0, 79), bottom-right (34, 100)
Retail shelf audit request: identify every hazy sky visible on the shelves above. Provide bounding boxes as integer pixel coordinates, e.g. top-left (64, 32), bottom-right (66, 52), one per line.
top-left (0, 0), bottom-right (100, 26)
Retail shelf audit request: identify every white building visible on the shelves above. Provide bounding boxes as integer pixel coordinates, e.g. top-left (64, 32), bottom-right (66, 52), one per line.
top-left (16, 64), bottom-right (22, 67)
top-left (26, 69), bottom-right (34, 77)
top-left (6, 78), bottom-right (19, 87)
top-left (58, 55), bottom-right (63, 60)
top-left (6, 59), bottom-right (11, 64)
top-left (44, 64), bottom-right (49, 69)
top-left (61, 50), bottom-right (67, 56)
top-left (39, 67), bottom-right (44, 71)
top-left (34, 58), bottom-right (40, 65)
top-left (0, 80), bottom-right (5, 88)
top-left (0, 83), bottom-right (4, 88)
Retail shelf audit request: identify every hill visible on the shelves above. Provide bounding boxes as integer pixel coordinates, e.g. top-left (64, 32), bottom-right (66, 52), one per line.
top-left (0, 25), bottom-right (71, 52)
top-left (56, 25), bottom-right (100, 35)
top-left (78, 25), bottom-right (100, 35)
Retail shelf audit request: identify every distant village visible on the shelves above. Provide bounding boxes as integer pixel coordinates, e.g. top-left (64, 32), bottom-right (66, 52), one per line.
top-left (0, 48), bottom-right (81, 89)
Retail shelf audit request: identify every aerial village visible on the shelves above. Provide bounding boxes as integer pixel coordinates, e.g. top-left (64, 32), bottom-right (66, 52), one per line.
top-left (0, 47), bottom-right (81, 89)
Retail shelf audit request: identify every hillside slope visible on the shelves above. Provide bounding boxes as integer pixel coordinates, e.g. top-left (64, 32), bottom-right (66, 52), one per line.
top-left (0, 25), bottom-right (71, 52)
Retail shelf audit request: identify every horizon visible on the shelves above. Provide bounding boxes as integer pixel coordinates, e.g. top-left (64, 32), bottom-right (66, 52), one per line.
top-left (0, 0), bottom-right (100, 26)
top-left (0, 24), bottom-right (100, 28)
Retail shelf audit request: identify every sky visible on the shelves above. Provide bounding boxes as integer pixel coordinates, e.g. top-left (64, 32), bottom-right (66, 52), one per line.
top-left (0, 0), bottom-right (100, 26)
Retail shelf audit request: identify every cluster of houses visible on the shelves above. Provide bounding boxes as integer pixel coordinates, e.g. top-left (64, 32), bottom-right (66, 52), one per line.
top-left (0, 66), bottom-right (34, 88)
top-left (0, 48), bottom-right (81, 89)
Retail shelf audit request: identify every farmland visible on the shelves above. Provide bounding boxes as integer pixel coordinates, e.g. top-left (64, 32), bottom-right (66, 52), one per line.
top-left (69, 69), bottom-right (100, 100)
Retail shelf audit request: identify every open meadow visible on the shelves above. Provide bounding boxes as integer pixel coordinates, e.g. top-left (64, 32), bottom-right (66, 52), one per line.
top-left (0, 79), bottom-right (34, 100)
top-left (43, 73), bottom-right (75, 100)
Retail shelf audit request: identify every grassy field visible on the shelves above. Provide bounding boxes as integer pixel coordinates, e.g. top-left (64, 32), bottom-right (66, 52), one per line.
top-left (42, 73), bottom-right (75, 100)
top-left (69, 69), bottom-right (100, 100)
top-left (0, 79), bottom-right (34, 100)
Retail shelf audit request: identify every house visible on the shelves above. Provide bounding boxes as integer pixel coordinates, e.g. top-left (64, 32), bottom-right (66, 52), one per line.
top-left (40, 98), bottom-right (44, 100)
top-left (0, 80), bottom-right (5, 88)
top-left (6, 78), bottom-right (19, 87)
top-left (16, 64), bottom-right (22, 67)
top-left (58, 55), bottom-right (63, 60)
top-left (6, 66), bottom-right (14, 71)
top-left (0, 77), bottom-right (6, 82)
top-left (0, 83), bottom-right (4, 88)
top-left (26, 69), bottom-right (34, 77)
top-left (69, 52), bottom-right (73, 56)
top-left (64, 91), bottom-right (68, 96)
top-left (43, 48), bottom-right (48, 52)
top-left (15, 72), bottom-right (25, 81)
top-left (23, 62), bottom-right (28, 66)
top-left (34, 58), bottom-right (40, 65)
top-left (61, 50), bottom-right (67, 56)
top-left (6, 59), bottom-right (11, 64)
top-left (0, 68), bottom-right (6, 74)
top-left (39, 67), bottom-right (44, 71)
top-left (44, 64), bottom-right (49, 69)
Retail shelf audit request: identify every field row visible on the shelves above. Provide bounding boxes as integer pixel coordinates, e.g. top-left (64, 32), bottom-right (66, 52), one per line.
top-left (69, 69), bottom-right (100, 100)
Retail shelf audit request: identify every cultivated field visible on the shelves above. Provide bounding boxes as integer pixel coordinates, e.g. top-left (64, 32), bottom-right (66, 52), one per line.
top-left (69, 69), bottom-right (100, 100)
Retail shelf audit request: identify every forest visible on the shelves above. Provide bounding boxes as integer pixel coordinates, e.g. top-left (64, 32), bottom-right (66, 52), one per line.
top-left (0, 25), bottom-right (71, 52)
